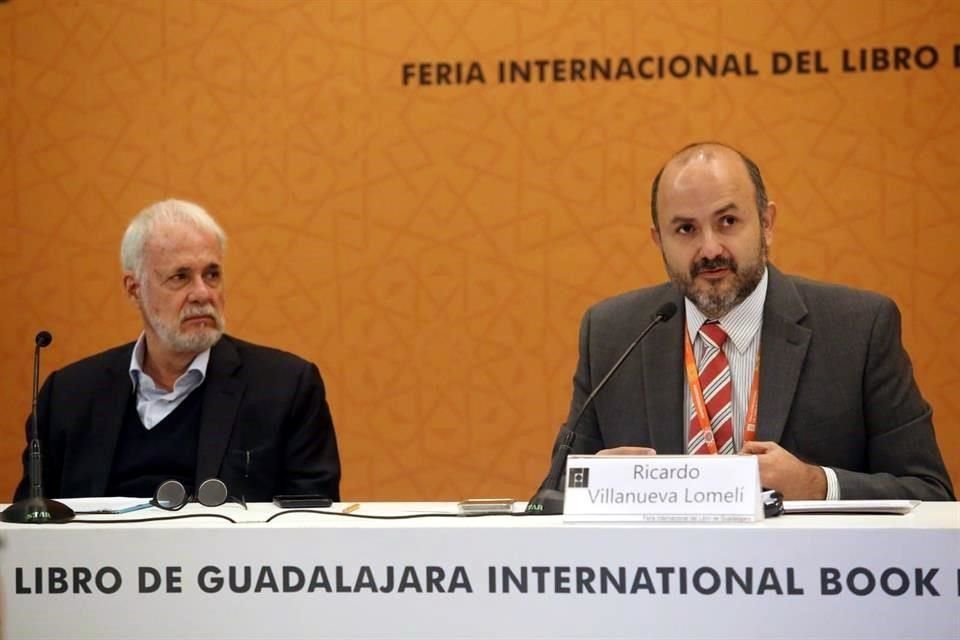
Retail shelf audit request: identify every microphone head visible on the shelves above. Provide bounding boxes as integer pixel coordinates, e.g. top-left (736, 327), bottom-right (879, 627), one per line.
top-left (35, 331), bottom-right (53, 348)
top-left (654, 302), bottom-right (678, 322)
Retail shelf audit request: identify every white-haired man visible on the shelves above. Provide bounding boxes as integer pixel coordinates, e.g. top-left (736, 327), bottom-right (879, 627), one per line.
top-left (14, 199), bottom-right (341, 502)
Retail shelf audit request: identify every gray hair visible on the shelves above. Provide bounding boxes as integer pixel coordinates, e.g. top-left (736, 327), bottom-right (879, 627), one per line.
top-left (120, 199), bottom-right (227, 278)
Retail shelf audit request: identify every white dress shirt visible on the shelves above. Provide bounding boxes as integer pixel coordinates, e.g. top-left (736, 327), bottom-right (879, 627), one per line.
top-left (128, 333), bottom-right (210, 430)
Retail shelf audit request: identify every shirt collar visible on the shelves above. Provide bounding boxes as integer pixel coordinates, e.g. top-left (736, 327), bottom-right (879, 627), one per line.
top-left (685, 267), bottom-right (768, 354)
top-left (128, 332), bottom-right (211, 391)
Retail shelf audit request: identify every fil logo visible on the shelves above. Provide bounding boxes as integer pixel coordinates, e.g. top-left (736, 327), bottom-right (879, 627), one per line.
top-left (567, 467), bottom-right (590, 488)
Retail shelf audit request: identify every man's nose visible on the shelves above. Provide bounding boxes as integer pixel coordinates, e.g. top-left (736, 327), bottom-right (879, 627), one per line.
top-left (699, 229), bottom-right (724, 259)
top-left (186, 275), bottom-right (212, 302)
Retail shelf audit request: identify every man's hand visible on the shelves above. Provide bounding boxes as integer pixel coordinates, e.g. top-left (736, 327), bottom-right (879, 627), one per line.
top-left (740, 441), bottom-right (826, 500)
top-left (597, 446), bottom-right (657, 456)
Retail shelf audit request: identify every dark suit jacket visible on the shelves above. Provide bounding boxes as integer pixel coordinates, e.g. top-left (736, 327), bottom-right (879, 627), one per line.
top-left (549, 265), bottom-right (954, 500)
top-left (14, 335), bottom-right (341, 502)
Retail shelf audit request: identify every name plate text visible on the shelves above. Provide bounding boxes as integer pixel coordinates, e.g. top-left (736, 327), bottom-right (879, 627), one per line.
top-left (562, 455), bottom-right (762, 522)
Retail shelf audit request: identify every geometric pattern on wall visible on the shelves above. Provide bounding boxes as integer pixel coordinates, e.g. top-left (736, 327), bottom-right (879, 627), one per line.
top-left (1, 0), bottom-right (957, 499)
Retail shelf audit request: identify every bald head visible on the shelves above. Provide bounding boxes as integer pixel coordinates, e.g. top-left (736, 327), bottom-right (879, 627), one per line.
top-left (650, 142), bottom-right (768, 229)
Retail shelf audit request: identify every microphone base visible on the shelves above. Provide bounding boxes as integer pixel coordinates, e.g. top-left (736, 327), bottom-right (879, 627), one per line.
top-left (523, 489), bottom-right (565, 515)
top-left (2, 496), bottom-right (75, 524)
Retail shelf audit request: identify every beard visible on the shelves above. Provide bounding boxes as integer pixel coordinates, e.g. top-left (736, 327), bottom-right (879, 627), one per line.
top-left (664, 236), bottom-right (767, 319)
top-left (143, 301), bottom-right (225, 354)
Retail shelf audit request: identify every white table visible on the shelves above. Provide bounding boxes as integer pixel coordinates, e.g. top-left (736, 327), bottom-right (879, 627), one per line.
top-left (1, 501), bottom-right (957, 639)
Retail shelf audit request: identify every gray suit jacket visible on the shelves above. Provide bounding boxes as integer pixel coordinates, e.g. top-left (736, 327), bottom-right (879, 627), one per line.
top-left (550, 265), bottom-right (954, 500)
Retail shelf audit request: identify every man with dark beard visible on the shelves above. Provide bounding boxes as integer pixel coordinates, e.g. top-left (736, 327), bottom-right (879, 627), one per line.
top-left (13, 200), bottom-right (341, 502)
top-left (539, 143), bottom-right (953, 500)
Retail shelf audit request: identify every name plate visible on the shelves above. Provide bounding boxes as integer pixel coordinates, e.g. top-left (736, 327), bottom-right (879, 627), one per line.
top-left (562, 455), bottom-right (763, 522)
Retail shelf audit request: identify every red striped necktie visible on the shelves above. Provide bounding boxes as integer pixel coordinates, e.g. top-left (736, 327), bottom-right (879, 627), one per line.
top-left (687, 321), bottom-right (735, 455)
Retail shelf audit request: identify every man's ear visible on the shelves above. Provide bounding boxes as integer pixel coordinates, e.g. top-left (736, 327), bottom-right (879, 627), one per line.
top-left (761, 201), bottom-right (777, 248)
top-left (650, 225), bottom-right (662, 250)
top-left (123, 273), bottom-right (140, 303)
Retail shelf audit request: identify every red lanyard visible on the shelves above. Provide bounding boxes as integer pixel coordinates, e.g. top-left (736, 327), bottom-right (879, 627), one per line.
top-left (683, 327), bottom-right (760, 454)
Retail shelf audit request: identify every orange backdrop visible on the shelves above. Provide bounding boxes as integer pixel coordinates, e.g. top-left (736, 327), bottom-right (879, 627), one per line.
top-left (1, 0), bottom-right (957, 500)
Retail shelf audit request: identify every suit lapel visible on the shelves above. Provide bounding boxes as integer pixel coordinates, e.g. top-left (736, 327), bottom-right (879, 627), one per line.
top-left (757, 266), bottom-right (811, 443)
top-left (643, 289), bottom-right (686, 454)
top-left (195, 337), bottom-right (245, 484)
top-left (87, 347), bottom-right (135, 496)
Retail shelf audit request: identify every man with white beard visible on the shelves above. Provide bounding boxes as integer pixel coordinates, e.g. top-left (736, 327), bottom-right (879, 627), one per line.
top-left (14, 200), bottom-right (340, 502)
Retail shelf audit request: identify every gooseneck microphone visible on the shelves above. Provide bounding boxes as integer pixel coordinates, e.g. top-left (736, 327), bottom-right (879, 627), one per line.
top-left (525, 301), bottom-right (678, 515)
top-left (2, 331), bottom-right (75, 523)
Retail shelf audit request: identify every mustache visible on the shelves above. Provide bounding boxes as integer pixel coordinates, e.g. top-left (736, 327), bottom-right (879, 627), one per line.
top-left (691, 256), bottom-right (737, 277)
top-left (180, 304), bottom-right (220, 322)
